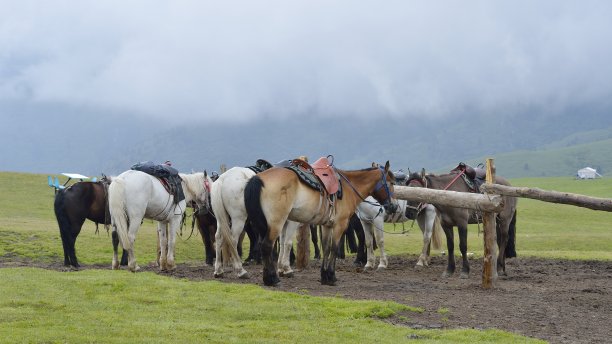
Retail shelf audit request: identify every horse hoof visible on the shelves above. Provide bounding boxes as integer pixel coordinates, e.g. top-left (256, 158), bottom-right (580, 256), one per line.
top-left (320, 279), bottom-right (336, 286)
top-left (442, 271), bottom-right (453, 278)
top-left (460, 272), bottom-right (469, 279)
top-left (214, 273), bottom-right (224, 279)
top-left (238, 271), bottom-right (250, 279)
top-left (363, 265), bottom-right (374, 272)
top-left (376, 266), bottom-right (387, 272)
top-left (281, 271), bottom-right (294, 278)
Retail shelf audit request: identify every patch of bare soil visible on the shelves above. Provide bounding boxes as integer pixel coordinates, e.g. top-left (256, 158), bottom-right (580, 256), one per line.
top-left (5, 256), bottom-right (611, 344)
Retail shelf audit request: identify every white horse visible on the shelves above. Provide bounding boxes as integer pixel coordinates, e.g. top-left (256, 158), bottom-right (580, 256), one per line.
top-left (356, 197), bottom-right (443, 270)
top-left (109, 170), bottom-right (212, 272)
top-left (211, 166), bottom-right (305, 279)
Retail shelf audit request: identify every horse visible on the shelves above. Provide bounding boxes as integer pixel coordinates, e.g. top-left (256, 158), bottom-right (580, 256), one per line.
top-left (53, 177), bottom-right (129, 268)
top-left (244, 160), bottom-right (396, 286)
top-left (406, 168), bottom-right (517, 278)
top-left (109, 170), bottom-right (212, 272)
top-left (353, 196), bottom-right (443, 271)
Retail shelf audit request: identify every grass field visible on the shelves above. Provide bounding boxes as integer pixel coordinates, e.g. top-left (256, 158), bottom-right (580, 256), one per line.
top-left (3, 171), bottom-right (611, 343)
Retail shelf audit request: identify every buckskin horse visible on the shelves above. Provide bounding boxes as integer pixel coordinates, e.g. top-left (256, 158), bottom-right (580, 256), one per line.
top-left (211, 159), bottom-right (312, 279)
top-left (54, 177), bottom-right (128, 268)
top-left (244, 158), bottom-right (396, 286)
top-left (406, 167), bottom-right (517, 278)
top-left (109, 170), bottom-right (212, 272)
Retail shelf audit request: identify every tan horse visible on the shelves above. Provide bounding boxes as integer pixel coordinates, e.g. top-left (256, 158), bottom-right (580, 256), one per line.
top-left (244, 161), bottom-right (396, 286)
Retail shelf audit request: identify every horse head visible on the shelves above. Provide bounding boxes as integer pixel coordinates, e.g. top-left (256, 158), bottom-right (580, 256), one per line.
top-left (370, 161), bottom-right (398, 213)
top-left (189, 170), bottom-right (213, 209)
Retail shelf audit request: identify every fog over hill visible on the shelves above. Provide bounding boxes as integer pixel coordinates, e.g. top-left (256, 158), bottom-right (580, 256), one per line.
top-left (2, 2), bottom-right (612, 177)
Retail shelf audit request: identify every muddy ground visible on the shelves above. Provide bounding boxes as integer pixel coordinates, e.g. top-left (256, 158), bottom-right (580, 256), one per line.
top-left (5, 256), bottom-right (611, 343)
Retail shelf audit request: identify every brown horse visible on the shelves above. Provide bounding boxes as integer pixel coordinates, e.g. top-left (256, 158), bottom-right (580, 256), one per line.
top-left (54, 178), bottom-right (128, 268)
top-left (406, 169), bottom-right (517, 278)
top-left (244, 161), bottom-right (395, 286)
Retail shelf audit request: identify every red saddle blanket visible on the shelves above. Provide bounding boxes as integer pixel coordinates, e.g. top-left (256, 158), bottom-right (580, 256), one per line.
top-left (310, 157), bottom-right (339, 195)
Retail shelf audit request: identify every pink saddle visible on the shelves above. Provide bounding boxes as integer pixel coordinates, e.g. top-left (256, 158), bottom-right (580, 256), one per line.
top-left (311, 157), bottom-right (339, 195)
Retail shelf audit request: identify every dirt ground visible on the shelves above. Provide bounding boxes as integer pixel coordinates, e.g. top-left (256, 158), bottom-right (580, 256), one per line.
top-left (6, 255), bottom-right (611, 343)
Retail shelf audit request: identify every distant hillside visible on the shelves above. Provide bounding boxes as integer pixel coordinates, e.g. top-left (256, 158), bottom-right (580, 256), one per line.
top-left (459, 132), bottom-right (612, 178)
top-left (2, 99), bottom-right (612, 177)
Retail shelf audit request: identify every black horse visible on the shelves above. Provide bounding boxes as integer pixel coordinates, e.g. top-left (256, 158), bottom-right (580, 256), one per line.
top-left (406, 168), bottom-right (517, 278)
top-left (54, 178), bottom-right (128, 268)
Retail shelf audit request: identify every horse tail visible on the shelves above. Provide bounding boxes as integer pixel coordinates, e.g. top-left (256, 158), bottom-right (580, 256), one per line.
top-left (210, 177), bottom-right (242, 265)
top-left (53, 189), bottom-right (74, 265)
top-left (244, 176), bottom-right (268, 243)
top-left (505, 209), bottom-right (517, 258)
top-left (431, 211), bottom-right (443, 250)
top-left (108, 178), bottom-right (131, 251)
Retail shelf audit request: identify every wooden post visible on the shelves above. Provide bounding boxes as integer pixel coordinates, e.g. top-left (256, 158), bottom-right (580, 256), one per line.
top-left (220, 164), bottom-right (227, 174)
top-left (482, 158), bottom-right (497, 289)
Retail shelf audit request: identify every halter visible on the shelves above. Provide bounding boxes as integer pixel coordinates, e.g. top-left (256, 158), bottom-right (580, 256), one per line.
top-left (340, 167), bottom-right (394, 207)
top-left (373, 166), bottom-right (394, 202)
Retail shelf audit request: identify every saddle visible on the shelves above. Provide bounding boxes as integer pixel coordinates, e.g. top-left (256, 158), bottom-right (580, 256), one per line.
top-left (286, 156), bottom-right (341, 197)
top-left (246, 159), bottom-right (275, 174)
top-left (131, 161), bottom-right (185, 204)
top-left (393, 169), bottom-right (408, 186)
top-left (451, 162), bottom-right (486, 192)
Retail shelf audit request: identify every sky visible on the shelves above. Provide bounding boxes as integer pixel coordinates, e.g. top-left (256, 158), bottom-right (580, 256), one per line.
top-left (1, 1), bottom-right (612, 123)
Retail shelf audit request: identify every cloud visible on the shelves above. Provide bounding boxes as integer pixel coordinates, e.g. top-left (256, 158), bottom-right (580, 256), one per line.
top-left (1, 1), bottom-right (611, 122)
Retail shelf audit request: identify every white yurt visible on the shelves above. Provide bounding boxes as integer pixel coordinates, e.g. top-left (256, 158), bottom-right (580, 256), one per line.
top-left (576, 167), bottom-right (602, 179)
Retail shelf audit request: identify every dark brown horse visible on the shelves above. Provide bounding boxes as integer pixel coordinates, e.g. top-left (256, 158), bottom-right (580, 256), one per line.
top-left (406, 169), bottom-right (517, 278)
top-left (244, 162), bottom-right (395, 286)
top-left (54, 178), bottom-right (127, 268)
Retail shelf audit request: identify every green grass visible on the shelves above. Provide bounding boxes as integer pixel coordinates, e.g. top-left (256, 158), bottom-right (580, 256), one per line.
top-left (3, 171), bottom-right (609, 343)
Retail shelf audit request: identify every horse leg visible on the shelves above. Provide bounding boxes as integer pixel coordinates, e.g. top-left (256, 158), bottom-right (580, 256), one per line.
top-left (126, 221), bottom-right (141, 272)
top-left (320, 222), bottom-right (346, 286)
top-left (66, 219), bottom-right (84, 268)
top-left (458, 224), bottom-right (470, 279)
top-left (213, 223), bottom-right (225, 278)
top-left (362, 222), bottom-right (376, 271)
top-left (165, 217), bottom-right (182, 271)
top-left (158, 222), bottom-right (169, 271)
top-left (416, 211), bottom-right (433, 268)
top-left (373, 220), bottom-right (388, 270)
top-left (496, 218), bottom-right (510, 277)
top-left (229, 218), bottom-right (249, 278)
top-left (442, 225), bottom-right (455, 278)
top-left (278, 221), bottom-right (300, 277)
top-left (244, 222), bottom-right (260, 264)
top-left (112, 229), bottom-right (120, 270)
top-left (311, 225), bottom-right (321, 260)
top-left (353, 217), bottom-right (367, 267)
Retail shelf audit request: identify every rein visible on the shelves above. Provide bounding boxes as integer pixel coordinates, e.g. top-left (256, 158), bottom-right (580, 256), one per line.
top-left (443, 170), bottom-right (465, 190)
top-left (337, 168), bottom-right (392, 207)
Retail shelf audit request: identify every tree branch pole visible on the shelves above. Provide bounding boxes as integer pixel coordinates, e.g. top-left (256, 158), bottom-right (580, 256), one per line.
top-left (480, 184), bottom-right (612, 212)
top-left (393, 186), bottom-right (504, 212)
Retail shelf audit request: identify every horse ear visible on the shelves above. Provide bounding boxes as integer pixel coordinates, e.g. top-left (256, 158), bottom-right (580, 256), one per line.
top-left (384, 161), bottom-right (390, 173)
top-left (420, 168), bottom-right (426, 179)
top-left (204, 170), bottom-right (208, 178)
top-left (371, 162), bottom-right (377, 168)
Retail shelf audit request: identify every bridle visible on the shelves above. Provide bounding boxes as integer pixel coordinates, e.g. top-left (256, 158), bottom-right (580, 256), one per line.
top-left (339, 167), bottom-right (395, 208)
